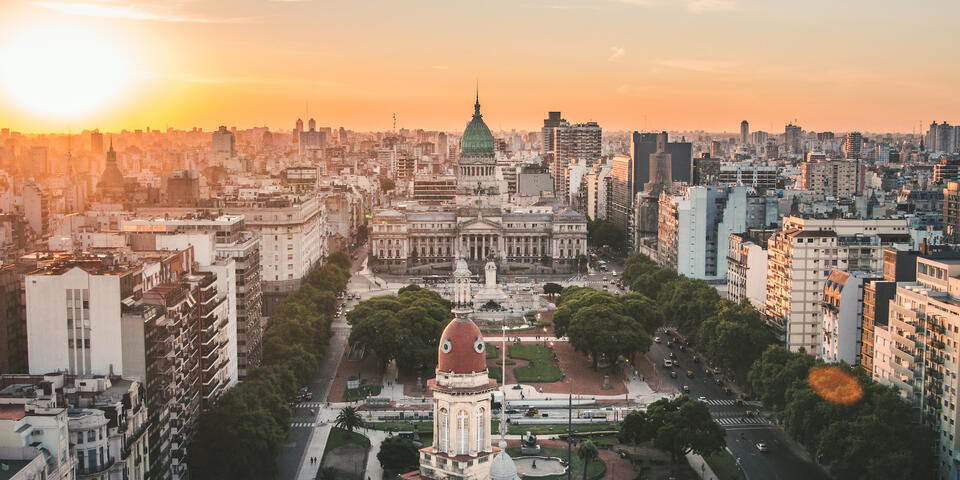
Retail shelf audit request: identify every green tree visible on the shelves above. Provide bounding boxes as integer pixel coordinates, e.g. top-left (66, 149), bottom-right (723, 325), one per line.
top-left (747, 346), bottom-right (816, 411)
top-left (347, 286), bottom-right (453, 375)
top-left (567, 303), bottom-right (650, 369)
top-left (377, 436), bottom-right (420, 475)
top-left (327, 250), bottom-right (352, 271)
top-left (577, 440), bottom-right (599, 480)
top-left (657, 276), bottom-right (720, 333)
top-left (618, 292), bottom-right (664, 335)
top-left (543, 282), bottom-right (563, 297)
top-left (630, 396), bottom-right (726, 463)
top-left (618, 410), bottom-right (651, 445)
top-left (695, 299), bottom-right (775, 379)
top-left (335, 406), bottom-right (365, 433)
top-left (587, 219), bottom-right (626, 252)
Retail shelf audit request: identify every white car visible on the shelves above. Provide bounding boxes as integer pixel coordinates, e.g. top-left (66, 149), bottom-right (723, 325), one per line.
top-left (698, 396), bottom-right (707, 402)
top-left (756, 442), bottom-right (768, 452)
top-left (663, 359), bottom-right (673, 367)
top-left (654, 336), bottom-right (662, 343)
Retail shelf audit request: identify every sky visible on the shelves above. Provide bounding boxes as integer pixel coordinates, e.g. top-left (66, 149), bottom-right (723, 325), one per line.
top-left (0, 0), bottom-right (957, 134)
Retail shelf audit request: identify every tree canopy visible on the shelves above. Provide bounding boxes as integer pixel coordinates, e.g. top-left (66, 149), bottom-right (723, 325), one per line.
top-left (347, 286), bottom-right (453, 374)
top-left (553, 286), bottom-right (656, 369)
top-left (188, 253), bottom-right (351, 479)
top-left (587, 219), bottom-right (626, 252)
top-left (619, 396), bottom-right (726, 463)
top-left (748, 346), bottom-right (937, 479)
top-left (543, 282), bottom-right (564, 297)
top-left (378, 436), bottom-right (420, 476)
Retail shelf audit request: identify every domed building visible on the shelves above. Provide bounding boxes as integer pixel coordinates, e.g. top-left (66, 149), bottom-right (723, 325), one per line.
top-left (96, 138), bottom-right (125, 202)
top-left (404, 308), bottom-right (521, 480)
top-left (457, 93), bottom-right (500, 198)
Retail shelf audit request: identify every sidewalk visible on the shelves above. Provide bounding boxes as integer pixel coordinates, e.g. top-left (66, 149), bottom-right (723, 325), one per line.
top-left (686, 452), bottom-right (720, 480)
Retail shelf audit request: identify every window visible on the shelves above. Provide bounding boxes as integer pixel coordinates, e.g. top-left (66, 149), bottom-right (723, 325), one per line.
top-left (477, 408), bottom-right (485, 450)
top-left (439, 409), bottom-right (449, 452)
top-left (457, 410), bottom-right (469, 455)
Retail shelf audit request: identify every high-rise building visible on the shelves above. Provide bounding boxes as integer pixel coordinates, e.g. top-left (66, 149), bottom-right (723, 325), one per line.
top-left (799, 156), bottom-right (863, 199)
top-left (22, 181), bottom-right (48, 238)
top-left (211, 125), bottom-right (235, 167)
top-left (820, 270), bottom-right (872, 364)
top-left (844, 131), bottom-right (863, 158)
top-left (726, 233), bottom-right (767, 311)
top-left (0, 265), bottom-right (26, 374)
top-left (740, 120), bottom-right (750, 144)
top-left (656, 186), bottom-right (778, 280)
top-left (785, 123), bottom-right (802, 153)
top-left (540, 111), bottom-right (564, 155)
top-left (90, 130), bottom-right (104, 154)
top-left (944, 182), bottom-right (960, 243)
top-left (766, 217), bottom-right (911, 352)
top-left (608, 154), bottom-right (633, 231)
top-left (551, 122), bottom-right (602, 196)
top-left (630, 131), bottom-right (692, 187)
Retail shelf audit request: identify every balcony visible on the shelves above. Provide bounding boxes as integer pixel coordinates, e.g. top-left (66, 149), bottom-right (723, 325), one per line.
top-left (76, 458), bottom-right (116, 477)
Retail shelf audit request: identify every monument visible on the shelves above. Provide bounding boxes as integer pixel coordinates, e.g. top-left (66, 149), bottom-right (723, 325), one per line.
top-left (474, 260), bottom-right (509, 306)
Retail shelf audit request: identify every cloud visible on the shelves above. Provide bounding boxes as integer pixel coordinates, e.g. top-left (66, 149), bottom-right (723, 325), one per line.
top-left (654, 58), bottom-right (734, 73)
top-left (31, 1), bottom-right (256, 23)
top-left (686, 0), bottom-right (736, 13)
top-left (608, 47), bottom-right (626, 61)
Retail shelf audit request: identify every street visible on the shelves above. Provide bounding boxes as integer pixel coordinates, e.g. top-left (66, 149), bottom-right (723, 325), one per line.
top-left (646, 333), bottom-right (827, 480)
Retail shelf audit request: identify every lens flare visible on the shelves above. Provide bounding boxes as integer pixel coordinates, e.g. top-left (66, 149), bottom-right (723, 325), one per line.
top-left (807, 366), bottom-right (863, 406)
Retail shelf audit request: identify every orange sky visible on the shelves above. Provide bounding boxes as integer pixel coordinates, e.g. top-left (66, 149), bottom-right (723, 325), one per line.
top-left (0, 0), bottom-right (957, 134)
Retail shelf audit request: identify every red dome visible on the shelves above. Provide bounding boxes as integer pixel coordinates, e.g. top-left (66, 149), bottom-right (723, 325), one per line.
top-left (437, 319), bottom-right (487, 374)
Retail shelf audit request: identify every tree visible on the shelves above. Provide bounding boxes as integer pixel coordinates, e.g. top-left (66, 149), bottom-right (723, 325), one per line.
top-left (657, 277), bottom-right (720, 333)
top-left (347, 286), bottom-right (453, 375)
top-left (576, 440), bottom-right (599, 480)
top-left (695, 299), bottom-right (775, 380)
top-left (327, 250), bottom-right (352, 271)
top-left (626, 396), bottom-right (726, 463)
top-left (355, 222), bottom-right (368, 245)
top-left (543, 282), bottom-right (563, 297)
top-left (618, 410), bottom-right (651, 445)
top-left (335, 406), bottom-right (365, 433)
top-left (567, 303), bottom-right (650, 369)
top-left (587, 219), bottom-right (626, 252)
top-left (378, 436), bottom-right (420, 475)
top-left (747, 346), bottom-right (816, 411)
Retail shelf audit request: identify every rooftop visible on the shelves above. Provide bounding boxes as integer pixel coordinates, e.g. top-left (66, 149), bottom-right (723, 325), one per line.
top-left (0, 404), bottom-right (25, 421)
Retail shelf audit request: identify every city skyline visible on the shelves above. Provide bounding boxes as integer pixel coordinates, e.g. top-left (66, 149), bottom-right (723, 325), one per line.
top-left (1, 0), bottom-right (958, 133)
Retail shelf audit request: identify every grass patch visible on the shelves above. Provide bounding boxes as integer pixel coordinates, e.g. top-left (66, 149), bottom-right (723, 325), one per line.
top-left (524, 312), bottom-right (537, 323)
top-left (343, 384), bottom-right (382, 402)
top-left (510, 345), bottom-right (562, 382)
top-left (489, 367), bottom-right (502, 383)
top-left (506, 446), bottom-right (606, 480)
top-left (324, 426), bottom-right (371, 451)
top-left (487, 344), bottom-right (499, 359)
top-left (705, 450), bottom-right (746, 480)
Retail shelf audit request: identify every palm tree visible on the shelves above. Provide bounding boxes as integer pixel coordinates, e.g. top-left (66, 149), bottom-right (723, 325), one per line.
top-left (577, 440), bottom-right (599, 480)
top-left (335, 406), bottom-right (365, 433)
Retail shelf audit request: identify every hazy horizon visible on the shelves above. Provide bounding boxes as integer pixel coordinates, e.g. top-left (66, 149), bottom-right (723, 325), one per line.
top-left (1, 0), bottom-right (957, 133)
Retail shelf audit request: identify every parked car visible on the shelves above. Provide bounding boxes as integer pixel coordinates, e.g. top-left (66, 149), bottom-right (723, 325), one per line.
top-left (663, 359), bottom-right (674, 368)
top-left (670, 371), bottom-right (678, 378)
top-left (686, 370), bottom-right (694, 378)
top-left (654, 336), bottom-right (662, 343)
top-left (756, 442), bottom-right (768, 452)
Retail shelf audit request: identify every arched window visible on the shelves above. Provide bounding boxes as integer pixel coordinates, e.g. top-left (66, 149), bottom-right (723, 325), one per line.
top-left (457, 410), bottom-right (469, 455)
top-left (439, 408), bottom-right (449, 452)
top-left (477, 408), bottom-right (485, 451)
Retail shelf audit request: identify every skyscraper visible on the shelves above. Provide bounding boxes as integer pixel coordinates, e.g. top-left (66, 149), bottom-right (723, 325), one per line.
top-left (630, 131), bottom-right (692, 189)
top-left (211, 125), bottom-right (236, 166)
top-left (552, 122), bottom-right (602, 196)
top-left (785, 124), bottom-right (802, 153)
top-left (740, 120), bottom-right (750, 145)
top-left (541, 111), bottom-right (564, 154)
top-left (90, 129), bottom-right (103, 154)
top-left (844, 131), bottom-right (863, 159)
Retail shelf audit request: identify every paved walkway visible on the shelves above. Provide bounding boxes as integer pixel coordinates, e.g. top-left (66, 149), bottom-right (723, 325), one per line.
top-left (686, 451), bottom-right (720, 480)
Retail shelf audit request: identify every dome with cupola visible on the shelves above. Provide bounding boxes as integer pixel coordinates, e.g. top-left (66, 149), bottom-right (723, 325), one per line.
top-left (461, 95), bottom-right (494, 155)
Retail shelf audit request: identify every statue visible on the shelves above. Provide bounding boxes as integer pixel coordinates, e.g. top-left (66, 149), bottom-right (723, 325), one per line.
top-left (521, 431), bottom-right (541, 455)
top-left (484, 260), bottom-right (497, 289)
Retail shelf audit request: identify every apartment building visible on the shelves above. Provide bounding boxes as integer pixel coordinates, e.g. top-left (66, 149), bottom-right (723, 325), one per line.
top-left (0, 401), bottom-right (73, 480)
top-left (820, 270), bottom-right (873, 365)
top-left (726, 233), bottom-right (768, 311)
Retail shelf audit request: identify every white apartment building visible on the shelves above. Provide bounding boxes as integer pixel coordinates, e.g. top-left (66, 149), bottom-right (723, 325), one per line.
top-left (820, 270), bottom-right (870, 365)
top-left (0, 403), bottom-right (73, 480)
top-left (222, 195), bottom-right (326, 314)
top-left (726, 233), bottom-right (768, 311)
top-left (883, 256), bottom-right (960, 479)
top-left (658, 186), bottom-right (778, 281)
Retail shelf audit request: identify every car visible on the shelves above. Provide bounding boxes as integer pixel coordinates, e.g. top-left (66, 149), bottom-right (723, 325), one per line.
top-left (666, 341), bottom-right (674, 349)
top-left (735, 398), bottom-right (744, 406)
top-left (692, 355), bottom-right (700, 363)
top-left (669, 352), bottom-right (676, 359)
top-left (678, 345), bottom-right (686, 352)
top-left (756, 442), bottom-right (768, 452)
top-left (663, 359), bottom-right (674, 368)
top-left (654, 336), bottom-right (662, 343)
top-left (686, 370), bottom-right (694, 378)
top-left (698, 396), bottom-right (707, 402)
top-left (672, 360), bottom-right (680, 368)
top-left (670, 371), bottom-right (678, 378)
top-left (682, 385), bottom-right (690, 393)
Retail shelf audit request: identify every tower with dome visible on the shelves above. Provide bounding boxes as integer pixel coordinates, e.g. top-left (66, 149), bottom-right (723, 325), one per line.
top-left (403, 303), bottom-right (521, 480)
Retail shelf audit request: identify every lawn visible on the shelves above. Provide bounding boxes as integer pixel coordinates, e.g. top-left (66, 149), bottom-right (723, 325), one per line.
top-left (506, 446), bottom-right (606, 480)
top-left (705, 450), bottom-right (746, 480)
top-left (510, 345), bottom-right (562, 382)
top-left (489, 367), bottom-right (502, 383)
top-left (491, 420), bottom-right (616, 436)
top-left (319, 427), bottom-right (370, 480)
top-left (366, 421), bottom-right (432, 434)
top-left (343, 384), bottom-right (382, 402)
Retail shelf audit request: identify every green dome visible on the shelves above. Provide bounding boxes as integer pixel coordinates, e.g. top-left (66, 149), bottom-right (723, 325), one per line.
top-left (461, 97), bottom-right (494, 155)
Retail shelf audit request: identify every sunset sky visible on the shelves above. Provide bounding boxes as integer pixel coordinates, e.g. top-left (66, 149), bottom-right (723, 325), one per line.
top-left (0, 0), bottom-right (957, 134)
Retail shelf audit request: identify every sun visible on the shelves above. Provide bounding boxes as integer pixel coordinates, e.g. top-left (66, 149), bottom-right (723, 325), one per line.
top-left (0, 21), bottom-right (135, 118)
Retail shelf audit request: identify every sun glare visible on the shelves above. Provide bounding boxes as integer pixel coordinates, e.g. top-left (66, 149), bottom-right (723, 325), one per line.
top-left (0, 21), bottom-right (135, 118)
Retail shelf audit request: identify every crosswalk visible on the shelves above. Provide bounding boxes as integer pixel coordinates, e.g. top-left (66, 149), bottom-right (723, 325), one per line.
top-left (713, 416), bottom-right (768, 426)
top-left (296, 402), bottom-right (325, 408)
top-left (290, 422), bottom-right (319, 428)
top-left (705, 399), bottom-right (762, 407)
